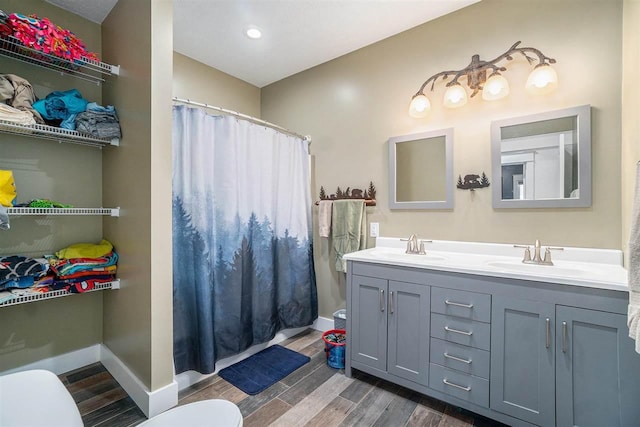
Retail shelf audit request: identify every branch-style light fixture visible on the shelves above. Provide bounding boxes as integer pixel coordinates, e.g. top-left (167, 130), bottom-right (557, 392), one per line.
top-left (409, 41), bottom-right (557, 118)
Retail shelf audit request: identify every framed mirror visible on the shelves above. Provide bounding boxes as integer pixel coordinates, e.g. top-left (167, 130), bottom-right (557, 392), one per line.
top-left (388, 128), bottom-right (453, 209)
top-left (491, 105), bottom-right (591, 208)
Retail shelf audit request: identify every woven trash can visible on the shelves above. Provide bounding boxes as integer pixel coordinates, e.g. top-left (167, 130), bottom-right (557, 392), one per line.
top-left (322, 329), bottom-right (346, 369)
top-left (333, 309), bottom-right (347, 330)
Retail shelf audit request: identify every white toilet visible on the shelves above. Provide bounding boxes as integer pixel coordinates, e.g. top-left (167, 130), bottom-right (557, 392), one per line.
top-left (0, 369), bottom-right (84, 427)
top-left (0, 370), bottom-right (242, 427)
top-left (139, 399), bottom-right (243, 427)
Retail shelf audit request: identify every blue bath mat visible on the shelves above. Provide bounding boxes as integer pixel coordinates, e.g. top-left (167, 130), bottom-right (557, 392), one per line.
top-left (218, 345), bottom-right (310, 395)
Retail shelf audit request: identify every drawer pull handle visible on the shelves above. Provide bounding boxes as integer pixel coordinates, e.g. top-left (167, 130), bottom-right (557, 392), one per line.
top-left (389, 291), bottom-right (394, 314)
top-left (443, 378), bottom-right (471, 392)
top-left (445, 300), bottom-right (474, 309)
top-left (444, 352), bottom-right (472, 364)
top-left (562, 321), bottom-right (568, 353)
top-left (444, 326), bottom-right (473, 336)
top-left (380, 289), bottom-right (385, 312)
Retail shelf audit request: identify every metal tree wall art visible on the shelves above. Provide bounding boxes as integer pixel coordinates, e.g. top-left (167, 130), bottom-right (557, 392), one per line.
top-left (457, 173), bottom-right (490, 190)
top-left (317, 181), bottom-right (376, 206)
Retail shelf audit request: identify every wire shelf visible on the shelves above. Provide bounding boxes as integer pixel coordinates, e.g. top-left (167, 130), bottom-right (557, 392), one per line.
top-left (0, 36), bottom-right (119, 85)
top-left (7, 207), bottom-right (119, 217)
top-left (0, 120), bottom-right (119, 148)
top-left (0, 280), bottom-right (120, 308)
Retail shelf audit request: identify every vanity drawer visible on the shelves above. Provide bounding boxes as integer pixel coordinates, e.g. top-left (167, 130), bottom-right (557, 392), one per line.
top-left (430, 338), bottom-right (490, 379)
top-left (431, 313), bottom-right (491, 351)
top-left (429, 363), bottom-right (489, 408)
top-left (431, 287), bottom-right (491, 323)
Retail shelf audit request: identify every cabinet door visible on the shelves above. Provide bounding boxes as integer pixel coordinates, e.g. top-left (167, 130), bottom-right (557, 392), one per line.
top-left (387, 280), bottom-right (429, 385)
top-left (351, 275), bottom-right (387, 371)
top-left (490, 296), bottom-right (555, 427)
top-left (556, 306), bottom-right (640, 427)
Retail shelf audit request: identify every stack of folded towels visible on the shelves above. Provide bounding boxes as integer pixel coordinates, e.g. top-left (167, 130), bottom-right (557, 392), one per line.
top-left (0, 255), bottom-right (49, 302)
top-left (0, 239), bottom-right (118, 304)
top-left (48, 239), bottom-right (118, 293)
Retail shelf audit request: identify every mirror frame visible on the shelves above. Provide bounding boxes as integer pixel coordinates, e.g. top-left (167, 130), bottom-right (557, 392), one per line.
top-left (491, 105), bottom-right (591, 209)
top-left (388, 128), bottom-right (454, 210)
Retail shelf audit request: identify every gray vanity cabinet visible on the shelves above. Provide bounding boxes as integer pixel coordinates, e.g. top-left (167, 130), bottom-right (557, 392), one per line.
top-left (555, 306), bottom-right (640, 427)
top-left (351, 275), bottom-right (387, 371)
top-left (346, 260), bottom-right (639, 427)
top-left (350, 274), bottom-right (430, 385)
top-left (491, 298), bottom-right (640, 427)
top-left (490, 296), bottom-right (555, 426)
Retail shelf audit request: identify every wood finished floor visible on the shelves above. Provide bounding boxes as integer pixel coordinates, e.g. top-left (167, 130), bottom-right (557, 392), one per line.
top-left (60, 329), bottom-right (507, 427)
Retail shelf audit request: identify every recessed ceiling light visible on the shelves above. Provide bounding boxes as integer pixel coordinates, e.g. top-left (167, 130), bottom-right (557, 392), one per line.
top-left (245, 26), bottom-right (262, 39)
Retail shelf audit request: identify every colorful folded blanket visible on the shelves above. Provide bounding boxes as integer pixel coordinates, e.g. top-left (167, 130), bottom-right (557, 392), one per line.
top-left (0, 255), bottom-right (48, 281)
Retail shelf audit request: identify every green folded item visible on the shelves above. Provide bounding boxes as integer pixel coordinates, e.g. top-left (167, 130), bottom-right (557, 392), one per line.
top-left (55, 239), bottom-right (113, 259)
top-left (28, 199), bottom-right (73, 208)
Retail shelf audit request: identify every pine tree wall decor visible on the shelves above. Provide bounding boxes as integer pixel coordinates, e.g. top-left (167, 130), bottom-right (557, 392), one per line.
top-left (456, 172), bottom-right (490, 190)
top-left (316, 181), bottom-right (377, 206)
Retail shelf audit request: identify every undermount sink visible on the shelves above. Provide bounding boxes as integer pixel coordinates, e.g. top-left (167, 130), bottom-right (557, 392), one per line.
top-left (486, 261), bottom-right (587, 277)
top-left (368, 249), bottom-right (447, 263)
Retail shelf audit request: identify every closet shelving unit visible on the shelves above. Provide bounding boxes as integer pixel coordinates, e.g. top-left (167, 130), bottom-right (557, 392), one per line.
top-left (0, 280), bottom-right (121, 308)
top-left (0, 35), bottom-right (121, 305)
top-left (0, 35), bottom-right (120, 148)
top-left (0, 120), bottom-right (119, 148)
top-left (7, 207), bottom-right (120, 216)
top-left (0, 35), bottom-right (120, 84)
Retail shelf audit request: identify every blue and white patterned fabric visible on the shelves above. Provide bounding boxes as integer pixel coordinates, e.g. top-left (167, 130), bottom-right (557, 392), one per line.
top-left (172, 105), bottom-right (317, 374)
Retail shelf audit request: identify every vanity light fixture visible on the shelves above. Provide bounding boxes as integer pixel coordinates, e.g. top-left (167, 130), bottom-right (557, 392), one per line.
top-left (408, 41), bottom-right (557, 118)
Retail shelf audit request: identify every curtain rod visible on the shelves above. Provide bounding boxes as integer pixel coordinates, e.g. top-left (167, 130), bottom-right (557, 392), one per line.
top-left (172, 97), bottom-right (311, 144)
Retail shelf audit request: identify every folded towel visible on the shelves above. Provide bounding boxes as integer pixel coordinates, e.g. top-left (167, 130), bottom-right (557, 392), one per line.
top-left (332, 200), bottom-right (366, 272)
top-left (0, 103), bottom-right (35, 125)
top-left (318, 200), bottom-right (333, 238)
top-left (628, 163), bottom-right (640, 353)
top-left (0, 74), bottom-right (44, 124)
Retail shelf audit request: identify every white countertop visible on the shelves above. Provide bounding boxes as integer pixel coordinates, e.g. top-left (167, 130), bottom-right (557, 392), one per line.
top-left (343, 237), bottom-right (629, 292)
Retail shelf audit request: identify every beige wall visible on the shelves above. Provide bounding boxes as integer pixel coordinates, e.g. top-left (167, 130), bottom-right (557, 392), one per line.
top-left (622, 0), bottom-right (640, 258)
top-left (0, 0), bottom-right (104, 371)
top-left (102, 0), bottom-right (173, 390)
top-left (261, 0), bottom-right (624, 318)
top-left (173, 52), bottom-right (261, 118)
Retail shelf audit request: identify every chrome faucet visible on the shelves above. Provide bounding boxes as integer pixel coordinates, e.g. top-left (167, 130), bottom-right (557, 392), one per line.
top-left (401, 234), bottom-right (430, 255)
top-left (514, 240), bottom-right (564, 265)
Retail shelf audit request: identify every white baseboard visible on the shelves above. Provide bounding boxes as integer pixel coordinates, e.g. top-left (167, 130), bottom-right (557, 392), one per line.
top-left (0, 344), bottom-right (101, 376)
top-left (100, 344), bottom-right (177, 418)
top-left (312, 316), bottom-right (334, 332)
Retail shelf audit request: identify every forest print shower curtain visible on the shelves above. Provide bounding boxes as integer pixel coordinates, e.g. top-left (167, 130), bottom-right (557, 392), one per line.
top-left (172, 105), bottom-right (317, 375)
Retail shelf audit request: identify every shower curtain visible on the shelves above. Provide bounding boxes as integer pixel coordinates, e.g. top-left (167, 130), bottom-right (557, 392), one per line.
top-left (172, 105), bottom-right (318, 375)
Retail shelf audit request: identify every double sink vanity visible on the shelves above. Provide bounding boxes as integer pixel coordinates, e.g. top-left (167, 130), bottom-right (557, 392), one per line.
top-left (343, 237), bottom-right (639, 427)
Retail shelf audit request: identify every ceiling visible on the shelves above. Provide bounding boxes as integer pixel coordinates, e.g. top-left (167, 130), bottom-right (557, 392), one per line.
top-left (46, 0), bottom-right (479, 88)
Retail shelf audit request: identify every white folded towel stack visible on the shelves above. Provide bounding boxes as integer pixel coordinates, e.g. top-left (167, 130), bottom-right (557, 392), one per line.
top-left (318, 200), bottom-right (333, 238)
top-left (0, 103), bottom-right (36, 125)
top-left (628, 163), bottom-right (640, 353)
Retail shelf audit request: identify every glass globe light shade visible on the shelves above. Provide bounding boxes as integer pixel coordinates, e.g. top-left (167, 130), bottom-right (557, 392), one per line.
top-left (482, 73), bottom-right (510, 101)
top-left (408, 94), bottom-right (431, 118)
top-left (443, 83), bottom-right (468, 108)
top-left (525, 64), bottom-right (558, 95)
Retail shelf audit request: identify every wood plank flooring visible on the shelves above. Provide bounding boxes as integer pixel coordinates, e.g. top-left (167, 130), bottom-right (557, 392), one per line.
top-left (60, 329), bottom-right (506, 427)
